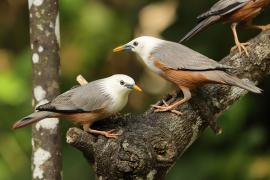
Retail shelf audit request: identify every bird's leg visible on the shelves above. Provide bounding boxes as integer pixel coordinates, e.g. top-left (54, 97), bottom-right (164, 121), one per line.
top-left (152, 91), bottom-right (175, 107)
top-left (245, 20), bottom-right (270, 31)
top-left (151, 91), bottom-right (182, 115)
top-left (252, 24), bottom-right (270, 31)
top-left (154, 86), bottom-right (191, 115)
top-left (83, 124), bottom-right (120, 139)
top-left (248, 24), bottom-right (270, 31)
top-left (230, 23), bottom-right (250, 56)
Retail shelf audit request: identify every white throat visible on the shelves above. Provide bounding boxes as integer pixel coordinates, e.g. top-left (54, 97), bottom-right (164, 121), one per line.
top-left (133, 37), bottom-right (164, 74)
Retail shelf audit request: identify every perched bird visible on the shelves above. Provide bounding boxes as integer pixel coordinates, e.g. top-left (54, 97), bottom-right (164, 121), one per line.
top-left (113, 36), bottom-right (261, 114)
top-left (179, 0), bottom-right (270, 56)
top-left (12, 74), bottom-right (142, 138)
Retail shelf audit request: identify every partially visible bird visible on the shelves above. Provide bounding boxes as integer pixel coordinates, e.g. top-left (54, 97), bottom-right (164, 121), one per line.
top-left (113, 36), bottom-right (261, 114)
top-left (179, 0), bottom-right (270, 56)
top-left (12, 74), bottom-right (142, 138)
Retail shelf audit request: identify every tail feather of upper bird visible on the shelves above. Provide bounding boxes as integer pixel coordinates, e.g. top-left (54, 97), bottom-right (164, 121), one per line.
top-left (206, 71), bottom-right (262, 94)
top-left (12, 111), bottom-right (54, 129)
top-left (179, 15), bottom-right (221, 43)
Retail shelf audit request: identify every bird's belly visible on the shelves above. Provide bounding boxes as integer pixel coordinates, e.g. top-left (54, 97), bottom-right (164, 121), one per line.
top-left (225, 0), bottom-right (269, 23)
top-left (162, 69), bottom-right (210, 89)
top-left (64, 111), bottom-right (108, 125)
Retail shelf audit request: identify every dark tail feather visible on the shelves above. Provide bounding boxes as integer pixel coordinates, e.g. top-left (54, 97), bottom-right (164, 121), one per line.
top-left (179, 15), bottom-right (220, 43)
top-left (12, 111), bottom-right (52, 129)
top-left (207, 71), bottom-right (262, 94)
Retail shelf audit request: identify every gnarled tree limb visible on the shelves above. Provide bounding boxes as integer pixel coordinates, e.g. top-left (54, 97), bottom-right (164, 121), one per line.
top-left (66, 31), bottom-right (270, 180)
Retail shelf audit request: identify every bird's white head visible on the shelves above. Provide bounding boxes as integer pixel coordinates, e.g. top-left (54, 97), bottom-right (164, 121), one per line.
top-left (104, 74), bottom-right (142, 96)
top-left (113, 36), bottom-right (163, 60)
top-left (101, 74), bottom-right (141, 113)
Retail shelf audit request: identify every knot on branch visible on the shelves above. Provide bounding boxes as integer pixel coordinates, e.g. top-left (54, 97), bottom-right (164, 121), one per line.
top-left (116, 139), bottom-right (148, 173)
top-left (150, 134), bottom-right (177, 163)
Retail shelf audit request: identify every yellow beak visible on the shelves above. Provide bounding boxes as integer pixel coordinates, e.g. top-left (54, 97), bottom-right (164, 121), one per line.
top-left (113, 45), bottom-right (125, 52)
top-left (133, 85), bottom-right (142, 92)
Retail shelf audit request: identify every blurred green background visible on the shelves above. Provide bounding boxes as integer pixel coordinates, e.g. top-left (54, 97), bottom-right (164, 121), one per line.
top-left (0, 0), bottom-right (269, 179)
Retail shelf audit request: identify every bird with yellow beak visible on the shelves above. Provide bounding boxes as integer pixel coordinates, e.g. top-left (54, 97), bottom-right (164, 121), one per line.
top-left (13, 74), bottom-right (142, 138)
top-left (113, 36), bottom-right (261, 115)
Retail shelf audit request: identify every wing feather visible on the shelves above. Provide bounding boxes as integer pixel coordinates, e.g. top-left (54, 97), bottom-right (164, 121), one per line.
top-left (37, 79), bottom-right (112, 113)
top-left (197, 0), bottom-right (250, 20)
top-left (151, 41), bottom-right (232, 71)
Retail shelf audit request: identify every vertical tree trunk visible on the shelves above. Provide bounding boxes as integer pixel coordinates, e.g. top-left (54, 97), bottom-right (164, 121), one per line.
top-left (28, 0), bottom-right (62, 179)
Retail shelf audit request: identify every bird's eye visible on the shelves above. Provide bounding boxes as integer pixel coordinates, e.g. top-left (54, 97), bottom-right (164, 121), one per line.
top-left (120, 80), bottom-right (124, 85)
top-left (133, 41), bottom-right (138, 46)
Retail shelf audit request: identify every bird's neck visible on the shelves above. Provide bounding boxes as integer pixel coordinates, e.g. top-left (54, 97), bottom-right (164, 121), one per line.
top-left (109, 91), bottom-right (129, 113)
top-left (136, 52), bottom-right (162, 75)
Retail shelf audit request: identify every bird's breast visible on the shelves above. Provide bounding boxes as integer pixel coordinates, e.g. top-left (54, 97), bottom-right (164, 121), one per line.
top-left (140, 55), bottom-right (162, 75)
top-left (108, 95), bottom-right (128, 113)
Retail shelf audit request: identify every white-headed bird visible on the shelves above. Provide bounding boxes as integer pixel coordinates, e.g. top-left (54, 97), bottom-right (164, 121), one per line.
top-left (12, 74), bottom-right (142, 138)
top-left (113, 36), bottom-right (261, 115)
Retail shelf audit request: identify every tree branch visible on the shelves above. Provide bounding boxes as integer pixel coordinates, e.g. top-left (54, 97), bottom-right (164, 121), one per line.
top-left (66, 31), bottom-right (270, 180)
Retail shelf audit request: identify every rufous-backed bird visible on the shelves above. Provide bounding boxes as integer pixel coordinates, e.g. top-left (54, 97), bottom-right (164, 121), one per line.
top-left (12, 74), bottom-right (142, 138)
top-left (113, 36), bottom-right (261, 114)
top-left (179, 0), bottom-right (270, 56)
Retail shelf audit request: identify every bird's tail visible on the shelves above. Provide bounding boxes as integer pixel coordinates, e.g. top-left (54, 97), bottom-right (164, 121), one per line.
top-left (179, 15), bottom-right (220, 43)
top-left (12, 111), bottom-right (55, 129)
top-left (206, 71), bottom-right (262, 94)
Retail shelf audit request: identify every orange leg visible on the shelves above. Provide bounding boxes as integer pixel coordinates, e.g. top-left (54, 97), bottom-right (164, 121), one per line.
top-left (83, 124), bottom-right (120, 139)
top-left (246, 20), bottom-right (270, 31)
top-left (230, 23), bottom-right (250, 56)
top-left (249, 24), bottom-right (270, 31)
top-left (152, 86), bottom-right (191, 115)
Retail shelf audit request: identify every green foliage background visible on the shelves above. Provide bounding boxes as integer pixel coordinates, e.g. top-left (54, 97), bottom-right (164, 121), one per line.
top-left (0, 0), bottom-right (269, 179)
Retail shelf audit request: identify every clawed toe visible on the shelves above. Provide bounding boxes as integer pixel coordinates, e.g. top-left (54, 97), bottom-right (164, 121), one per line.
top-left (151, 104), bottom-right (165, 109)
top-left (231, 42), bottom-right (250, 56)
top-left (151, 100), bottom-right (170, 109)
top-left (153, 103), bottom-right (183, 115)
top-left (85, 128), bottom-right (120, 139)
top-left (170, 109), bottom-right (183, 115)
top-left (103, 131), bottom-right (120, 139)
top-left (154, 107), bottom-right (182, 115)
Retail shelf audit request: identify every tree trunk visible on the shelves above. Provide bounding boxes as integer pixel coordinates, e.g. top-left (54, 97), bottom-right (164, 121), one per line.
top-left (29, 0), bottom-right (61, 179)
top-left (67, 30), bottom-right (270, 179)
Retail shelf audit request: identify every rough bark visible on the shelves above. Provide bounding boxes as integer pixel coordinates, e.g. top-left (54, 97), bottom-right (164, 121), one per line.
top-left (29, 0), bottom-right (61, 179)
top-left (67, 31), bottom-right (270, 180)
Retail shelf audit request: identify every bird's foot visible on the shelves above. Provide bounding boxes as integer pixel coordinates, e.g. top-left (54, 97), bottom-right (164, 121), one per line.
top-left (102, 129), bottom-right (120, 139)
top-left (151, 100), bottom-right (182, 115)
top-left (86, 128), bottom-right (120, 139)
top-left (230, 42), bottom-right (250, 56)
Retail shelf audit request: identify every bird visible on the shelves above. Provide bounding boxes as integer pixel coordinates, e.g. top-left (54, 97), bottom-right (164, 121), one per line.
top-left (113, 36), bottom-right (261, 114)
top-left (12, 74), bottom-right (142, 138)
top-left (179, 0), bottom-right (270, 56)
